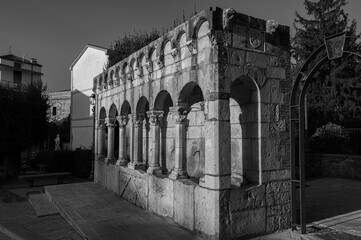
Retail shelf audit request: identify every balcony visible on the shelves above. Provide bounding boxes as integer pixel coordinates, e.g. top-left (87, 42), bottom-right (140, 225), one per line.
top-left (0, 80), bottom-right (26, 91)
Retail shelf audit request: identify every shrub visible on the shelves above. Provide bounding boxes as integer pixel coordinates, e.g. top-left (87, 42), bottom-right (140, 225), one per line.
top-left (308, 122), bottom-right (350, 154)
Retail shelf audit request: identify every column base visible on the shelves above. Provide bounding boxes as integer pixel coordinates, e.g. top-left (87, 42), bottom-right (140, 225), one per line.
top-left (169, 169), bottom-right (188, 180)
top-left (127, 162), bottom-right (145, 170)
top-left (104, 157), bottom-right (115, 164)
top-left (146, 166), bottom-right (162, 174)
top-left (116, 158), bottom-right (129, 166)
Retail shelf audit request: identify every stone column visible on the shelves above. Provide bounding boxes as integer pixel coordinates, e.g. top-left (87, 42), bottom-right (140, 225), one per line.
top-left (169, 106), bottom-right (188, 179)
top-left (97, 119), bottom-right (106, 159)
top-left (116, 115), bottom-right (129, 166)
top-left (146, 110), bottom-right (164, 174)
top-left (105, 117), bottom-right (115, 163)
top-left (128, 114), bottom-right (145, 170)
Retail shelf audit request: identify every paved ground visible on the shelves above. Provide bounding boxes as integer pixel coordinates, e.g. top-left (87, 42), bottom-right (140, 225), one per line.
top-left (306, 178), bottom-right (361, 224)
top-left (1, 176), bottom-right (361, 239)
top-left (0, 187), bottom-right (82, 240)
top-left (45, 182), bottom-right (203, 240)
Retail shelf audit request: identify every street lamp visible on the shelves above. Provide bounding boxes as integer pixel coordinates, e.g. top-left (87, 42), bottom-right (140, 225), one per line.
top-left (89, 93), bottom-right (96, 180)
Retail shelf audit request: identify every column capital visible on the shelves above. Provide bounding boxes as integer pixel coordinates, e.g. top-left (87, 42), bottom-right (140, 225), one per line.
top-left (132, 114), bottom-right (144, 126)
top-left (105, 117), bottom-right (116, 128)
top-left (146, 110), bottom-right (164, 125)
top-left (116, 115), bottom-right (129, 126)
top-left (169, 106), bottom-right (189, 123)
top-left (97, 119), bottom-right (106, 129)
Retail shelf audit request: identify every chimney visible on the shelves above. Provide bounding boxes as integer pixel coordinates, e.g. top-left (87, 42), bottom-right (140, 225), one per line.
top-left (31, 58), bottom-right (37, 64)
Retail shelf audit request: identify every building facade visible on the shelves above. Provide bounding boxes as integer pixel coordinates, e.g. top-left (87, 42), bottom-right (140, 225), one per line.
top-left (93, 7), bottom-right (291, 239)
top-left (69, 44), bottom-right (108, 150)
top-left (48, 90), bottom-right (71, 123)
top-left (0, 54), bottom-right (42, 90)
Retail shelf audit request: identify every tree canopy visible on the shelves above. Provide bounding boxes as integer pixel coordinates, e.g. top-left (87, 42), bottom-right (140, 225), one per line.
top-left (293, 0), bottom-right (361, 133)
top-left (107, 29), bottom-right (160, 68)
top-left (0, 80), bottom-right (49, 175)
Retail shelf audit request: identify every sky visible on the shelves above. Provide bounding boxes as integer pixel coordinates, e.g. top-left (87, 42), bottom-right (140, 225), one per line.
top-left (1, 0), bottom-right (361, 91)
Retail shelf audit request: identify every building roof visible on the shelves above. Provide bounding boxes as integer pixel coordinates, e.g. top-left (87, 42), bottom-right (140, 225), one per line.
top-left (69, 44), bottom-right (108, 70)
top-left (0, 54), bottom-right (42, 66)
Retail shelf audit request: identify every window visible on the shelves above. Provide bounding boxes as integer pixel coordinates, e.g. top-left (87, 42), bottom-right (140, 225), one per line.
top-left (52, 107), bottom-right (56, 116)
top-left (13, 71), bottom-right (22, 85)
top-left (14, 62), bottom-right (21, 68)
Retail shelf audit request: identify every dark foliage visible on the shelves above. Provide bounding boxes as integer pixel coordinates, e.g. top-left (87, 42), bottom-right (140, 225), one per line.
top-left (0, 80), bottom-right (49, 175)
top-left (107, 29), bottom-right (160, 68)
top-left (293, 0), bottom-right (361, 135)
top-left (36, 150), bottom-right (92, 178)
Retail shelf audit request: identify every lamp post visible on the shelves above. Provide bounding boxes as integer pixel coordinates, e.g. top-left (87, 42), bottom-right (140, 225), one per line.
top-left (89, 93), bottom-right (96, 180)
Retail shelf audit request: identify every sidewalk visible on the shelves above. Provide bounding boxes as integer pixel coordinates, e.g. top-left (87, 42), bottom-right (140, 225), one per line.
top-left (0, 187), bottom-right (82, 240)
top-left (45, 182), bottom-right (203, 240)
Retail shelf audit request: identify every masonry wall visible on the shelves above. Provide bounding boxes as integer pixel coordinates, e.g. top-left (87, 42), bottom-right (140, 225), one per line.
top-left (93, 7), bottom-right (291, 239)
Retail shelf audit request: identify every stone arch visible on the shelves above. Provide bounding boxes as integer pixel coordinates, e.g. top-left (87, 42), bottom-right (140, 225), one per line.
top-left (230, 76), bottom-right (261, 186)
top-left (197, 20), bottom-right (211, 63)
top-left (178, 82), bottom-right (205, 180)
top-left (98, 107), bottom-right (107, 158)
top-left (163, 40), bottom-right (173, 67)
top-left (93, 78), bottom-right (97, 90)
top-left (104, 73), bottom-right (108, 85)
top-left (136, 96), bottom-right (150, 166)
top-left (108, 103), bottom-right (119, 158)
top-left (122, 62), bottom-right (128, 74)
top-left (192, 18), bottom-right (209, 39)
top-left (178, 81), bottom-right (204, 107)
top-left (136, 96), bottom-right (149, 114)
top-left (99, 76), bottom-right (103, 88)
top-left (178, 31), bottom-right (189, 61)
top-left (120, 100), bottom-right (132, 160)
top-left (110, 70), bottom-right (114, 81)
top-left (149, 46), bottom-right (157, 71)
top-left (138, 52), bottom-right (146, 76)
top-left (109, 103), bottom-right (118, 119)
top-left (120, 100), bottom-right (131, 116)
top-left (99, 107), bottom-right (106, 119)
top-left (154, 90), bottom-right (174, 173)
top-left (115, 66), bottom-right (120, 79)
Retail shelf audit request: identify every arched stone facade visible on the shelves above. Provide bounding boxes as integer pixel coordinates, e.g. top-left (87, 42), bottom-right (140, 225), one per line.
top-left (93, 7), bottom-right (291, 239)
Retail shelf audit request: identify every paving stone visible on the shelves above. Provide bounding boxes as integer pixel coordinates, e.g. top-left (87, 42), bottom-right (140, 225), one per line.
top-left (45, 182), bottom-right (203, 240)
top-left (28, 193), bottom-right (59, 217)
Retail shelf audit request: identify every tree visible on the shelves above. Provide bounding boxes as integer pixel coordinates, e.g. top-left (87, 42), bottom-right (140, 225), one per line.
top-left (0, 80), bottom-right (49, 176)
top-left (293, 0), bottom-right (361, 133)
top-left (107, 29), bottom-right (160, 68)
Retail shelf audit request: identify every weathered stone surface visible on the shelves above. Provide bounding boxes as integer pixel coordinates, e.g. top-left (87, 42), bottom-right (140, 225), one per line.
top-left (95, 160), bottom-right (106, 186)
top-left (266, 214), bottom-right (291, 232)
top-left (246, 51), bottom-right (270, 67)
top-left (148, 175), bottom-right (174, 218)
top-left (229, 185), bottom-right (265, 212)
top-left (262, 170), bottom-right (291, 182)
top-left (266, 192), bottom-right (291, 206)
top-left (266, 181), bottom-right (290, 194)
top-left (267, 66), bottom-right (286, 79)
top-left (266, 204), bottom-right (290, 217)
top-left (194, 186), bottom-right (219, 237)
top-left (173, 180), bottom-right (196, 230)
top-left (106, 164), bottom-right (119, 194)
top-left (93, 7), bottom-right (291, 239)
top-left (230, 207), bottom-right (266, 238)
top-left (119, 168), bottom-right (148, 209)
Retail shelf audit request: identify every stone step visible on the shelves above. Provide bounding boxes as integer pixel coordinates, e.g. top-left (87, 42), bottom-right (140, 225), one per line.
top-left (28, 193), bottom-right (59, 217)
